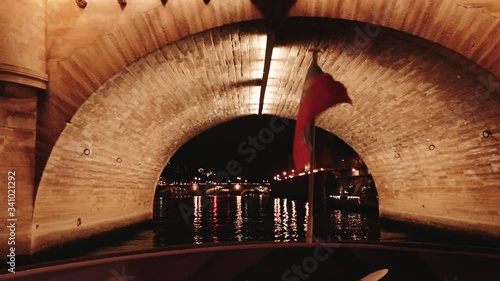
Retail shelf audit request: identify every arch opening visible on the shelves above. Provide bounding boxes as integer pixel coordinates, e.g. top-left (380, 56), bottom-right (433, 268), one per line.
top-left (153, 115), bottom-right (380, 245)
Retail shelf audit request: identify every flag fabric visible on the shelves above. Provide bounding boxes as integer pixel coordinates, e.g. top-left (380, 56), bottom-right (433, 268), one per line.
top-left (293, 56), bottom-right (352, 172)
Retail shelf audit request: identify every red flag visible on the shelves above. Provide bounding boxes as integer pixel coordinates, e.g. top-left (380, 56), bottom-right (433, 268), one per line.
top-left (293, 57), bottom-right (352, 172)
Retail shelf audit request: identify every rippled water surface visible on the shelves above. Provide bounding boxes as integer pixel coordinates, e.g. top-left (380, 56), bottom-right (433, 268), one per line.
top-left (153, 195), bottom-right (379, 246)
top-left (14, 194), bottom-right (498, 270)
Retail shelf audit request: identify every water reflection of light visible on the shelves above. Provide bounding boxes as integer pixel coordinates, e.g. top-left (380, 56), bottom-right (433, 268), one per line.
top-left (235, 196), bottom-right (243, 242)
top-left (212, 196), bottom-right (219, 243)
top-left (290, 200), bottom-right (298, 240)
top-left (348, 213), bottom-right (362, 240)
top-left (152, 194), bottom-right (379, 247)
top-left (332, 209), bottom-right (342, 230)
top-left (193, 196), bottom-right (202, 244)
top-left (304, 202), bottom-right (309, 232)
top-left (330, 209), bottom-right (367, 241)
top-left (331, 209), bottom-right (345, 241)
top-left (157, 197), bottom-right (165, 218)
top-left (273, 198), bottom-right (281, 241)
top-left (244, 199), bottom-right (248, 218)
top-left (282, 198), bottom-right (289, 241)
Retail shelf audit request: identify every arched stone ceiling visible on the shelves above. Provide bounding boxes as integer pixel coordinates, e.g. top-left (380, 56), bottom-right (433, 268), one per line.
top-left (39, 0), bottom-right (500, 184)
top-left (33, 18), bottom-right (499, 252)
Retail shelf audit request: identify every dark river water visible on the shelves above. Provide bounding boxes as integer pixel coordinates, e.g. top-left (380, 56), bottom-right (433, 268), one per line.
top-left (13, 194), bottom-right (499, 272)
top-left (153, 195), bottom-right (380, 246)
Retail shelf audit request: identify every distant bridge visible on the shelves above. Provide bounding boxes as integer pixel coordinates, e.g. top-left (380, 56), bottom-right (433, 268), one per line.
top-left (155, 182), bottom-right (271, 197)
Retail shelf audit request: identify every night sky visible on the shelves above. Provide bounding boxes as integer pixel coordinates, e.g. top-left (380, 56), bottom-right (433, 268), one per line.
top-left (161, 114), bottom-right (357, 182)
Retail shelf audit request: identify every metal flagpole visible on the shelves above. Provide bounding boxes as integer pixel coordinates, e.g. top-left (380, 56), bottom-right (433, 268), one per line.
top-left (306, 121), bottom-right (316, 243)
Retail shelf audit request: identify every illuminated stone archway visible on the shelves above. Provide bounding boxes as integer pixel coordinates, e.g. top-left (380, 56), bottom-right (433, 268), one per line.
top-left (39, 0), bottom-right (500, 175)
top-left (32, 18), bottom-right (499, 252)
top-left (30, 0), bottom-right (499, 253)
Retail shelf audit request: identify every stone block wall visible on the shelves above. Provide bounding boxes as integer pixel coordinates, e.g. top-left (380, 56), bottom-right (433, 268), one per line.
top-left (0, 83), bottom-right (38, 256)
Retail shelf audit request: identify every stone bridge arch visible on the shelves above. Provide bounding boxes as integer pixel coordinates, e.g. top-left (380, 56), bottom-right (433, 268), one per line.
top-left (26, 0), bottom-right (500, 253)
top-left (39, 0), bottom-right (500, 177)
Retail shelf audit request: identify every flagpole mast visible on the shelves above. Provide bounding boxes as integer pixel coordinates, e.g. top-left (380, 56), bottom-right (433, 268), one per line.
top-left (305, 50), bottom-right (319, 244)
top-left (297, 49), bottom-right (351, 244)
top-left (306, 121), bottom-right (316, 244)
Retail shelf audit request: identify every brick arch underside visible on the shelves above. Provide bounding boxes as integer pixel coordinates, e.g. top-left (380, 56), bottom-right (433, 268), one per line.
top-left (33, 22), bottom-right (499, 252)
top-left (39, 0), bottom-right (500, 184)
